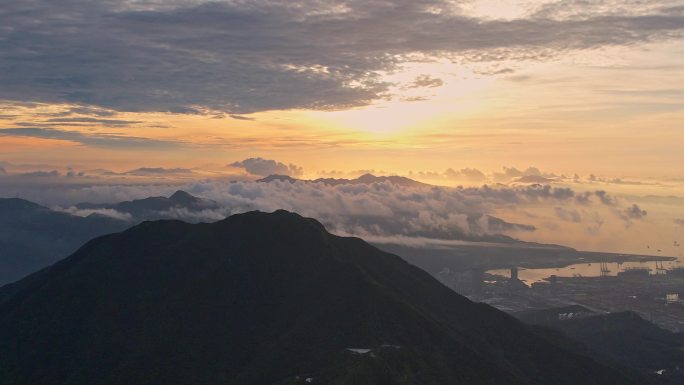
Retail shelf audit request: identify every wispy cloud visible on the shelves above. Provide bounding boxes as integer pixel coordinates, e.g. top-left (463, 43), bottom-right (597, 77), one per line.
top-left (17, 170), bottom-right (60, 178)
top-left (45, 117), bottom-right (142, 126)
top-left (122, 167), bottom-right (195, 176)
top-left (56, 207), bottom-right (133, 221)
top-left (407, 75), bottom-right (444, 89)
top-left (229, 114), bottom-right (256, 121)
top-left (0, 127), bottom-right (179, 149)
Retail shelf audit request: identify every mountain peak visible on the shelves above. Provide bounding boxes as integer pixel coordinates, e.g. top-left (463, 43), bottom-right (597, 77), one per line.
top-left (219, 209), bottom-right (328, 237)
top-left (354, 173), bottom-right (427, 187)
top-left (356, 173), bottom-right (377, 180)
top-left (169, 190), bottom-right (196, 202)
top-left (256, 174), bottom-right (299, 183)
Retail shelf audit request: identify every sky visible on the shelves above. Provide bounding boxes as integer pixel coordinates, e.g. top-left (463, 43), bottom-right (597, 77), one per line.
top-left (1, 0), bottom-right (684, 256)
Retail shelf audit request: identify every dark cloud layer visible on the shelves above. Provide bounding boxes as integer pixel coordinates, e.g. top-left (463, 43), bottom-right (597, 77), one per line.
top-left (0, 0), bottom-right (682, 114)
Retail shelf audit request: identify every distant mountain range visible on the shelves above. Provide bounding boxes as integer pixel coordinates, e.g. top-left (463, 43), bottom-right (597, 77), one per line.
top-left (0, 198), bottom-right (128, 284)
top-left (257, 173), bottom-right (430, 188)
top-left (0, 191), bottom-right (219, 285)
top-left (75, 189), bottom-right (221, 221)
top-left (0, 210), bottom-right (642, 385)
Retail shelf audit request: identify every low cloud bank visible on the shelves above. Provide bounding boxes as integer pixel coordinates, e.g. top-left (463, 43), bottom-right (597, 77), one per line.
top-left (57, 207), bottom-right (133, 221)
top-left (0, 172), bottom-right (656, 251)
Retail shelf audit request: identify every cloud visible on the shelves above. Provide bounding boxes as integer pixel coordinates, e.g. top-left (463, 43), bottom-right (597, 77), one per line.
top-left (65, 106), bottom-right (118, 117)
top-left (485, 216), bottom-right (536, 232)
top-left (551, 206), bottom-right (608, 236)
top-left (0, 0), bottom-right (682, 113)
top-left (623, 203), bottom-right (648, 219)
top-left (594, 190), bottom-right (618, 206)
top-left (0, 127), bottom-right (179, 148)
top-left (615, 203), bottom-right (648, 228)
top-left (30, 179), bottom-right (608, 237)
top-left (44, 117), bottom-right (142, 126)
top-left (492, 166), bottom-right (559, 182)
top-left (474, 184), bottom-right (576, 202)
top-left (0, 162), bottom-right (255, 191)
top-left (65, 169), bottom-right (85, 178)
top-left (408, 167), bottom-right (488, 184)
top-left (445, 167), bottom-right (487, 181)
top-left (586, 174), bottom-right (655, 186)
top-left (123, 167), bottom-right (195, 176)
top-left (230, 157), bottom-right (303, 177)
top-left (229, 114), bottom-right (255, 121)
top-left (514, 175), bottom-right (556, 184)
top-left (3, 177), bottom-right (567, 240)
top-left (554, 207), bottom-right (583, 223)
top-left (56, 207), bottom-right (133, 221)
top-left (407, 75), bottom-right (444, 88)
top-left (18, 170), bottom-right (60, 178)
top-left (531, 0), bottom-right (684, 20)
top-left (1, 169), bottom-right (660, 252)
top-left (170, 179), bottom-right (559, 241)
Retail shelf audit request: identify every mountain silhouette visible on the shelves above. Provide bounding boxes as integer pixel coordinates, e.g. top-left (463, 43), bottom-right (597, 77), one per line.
top-left (0, 210), bottom-right (640, 385)
top-left (257, 173), bottom-right (429, 188)
top-left (0, 191), bottom-right (219, 285)
top-left (518, 308), bottom-right (684, 383)
top-left (0, 198), bottom-right (128, 285)
top-left (75, 189), bottom-right (219, 221)
top-left (257, 174), bottom-right (300, 183)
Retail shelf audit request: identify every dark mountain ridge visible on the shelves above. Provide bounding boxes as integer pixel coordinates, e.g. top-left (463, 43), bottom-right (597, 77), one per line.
top-left (518, 308), bottom-right (684, 383)
top-left (0, 191), bottom-right (218, 285)
top-left (0, 198), bottom-right (128, 285)
top-left (0, 210), bottom-right (641, 385)
top-left (75, 189), bottom-right (220, 221)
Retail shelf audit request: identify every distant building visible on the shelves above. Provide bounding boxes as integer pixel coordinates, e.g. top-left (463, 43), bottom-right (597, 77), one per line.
top-left (508, 267), bottom-right (527, 291)
top-left (618, 267), bottom-right (651, 278)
